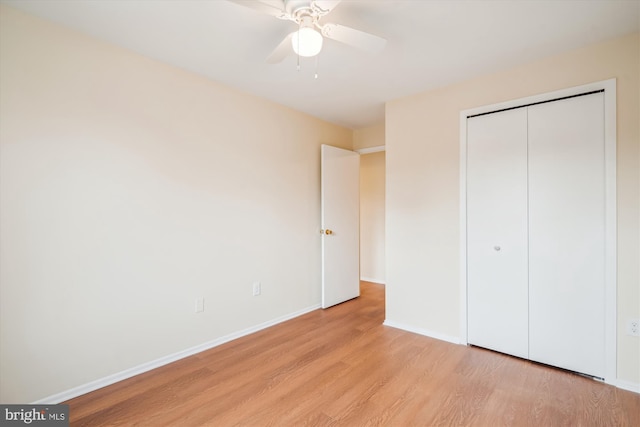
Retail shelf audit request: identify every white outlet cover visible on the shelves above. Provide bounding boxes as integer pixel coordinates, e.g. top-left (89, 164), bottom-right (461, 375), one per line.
top-left (627, 319), bottom-right (640, 336)
top-left (196, 297), bottom-right (205, 313)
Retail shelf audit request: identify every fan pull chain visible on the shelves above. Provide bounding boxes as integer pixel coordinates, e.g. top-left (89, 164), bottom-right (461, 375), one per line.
top-left (297, 20), bottom-right (301, 71)
top-left (315, 55), bottom-right (319, 79)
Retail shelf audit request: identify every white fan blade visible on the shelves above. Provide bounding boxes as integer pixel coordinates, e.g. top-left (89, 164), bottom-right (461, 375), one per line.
top-left (228, 0), bottom-right (287, 19)
top-left (266, 32), bottom-right (294, 63)
top-left (321, 23), bottom-right (386, 53)
top-left (313, 0), bottom-right (342, 14)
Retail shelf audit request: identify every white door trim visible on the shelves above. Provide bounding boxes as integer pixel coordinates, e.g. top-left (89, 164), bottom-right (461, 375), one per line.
top-left (355, 145), bottom-right (385, 154)
top-left (459, 79), bottom-right (617, 384)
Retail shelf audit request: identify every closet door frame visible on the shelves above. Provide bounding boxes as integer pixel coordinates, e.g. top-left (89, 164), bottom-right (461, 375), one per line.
top-left (459, 79), bottom-right (617, 384)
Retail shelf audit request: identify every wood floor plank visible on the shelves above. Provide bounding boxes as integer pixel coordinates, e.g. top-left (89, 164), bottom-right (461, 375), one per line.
top-left (65, 282), bottom-right (640, 426)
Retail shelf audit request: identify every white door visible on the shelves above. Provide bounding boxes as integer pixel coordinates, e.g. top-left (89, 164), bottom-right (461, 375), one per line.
top-left (528, 93), bottom-right (605, 378)
top-left (321, 145), bottom-right (360, 309)
top-left (466, 108), bottom-right (529, 359)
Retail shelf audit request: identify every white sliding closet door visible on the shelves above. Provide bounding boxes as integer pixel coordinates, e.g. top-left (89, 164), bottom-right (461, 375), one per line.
top-left (528, 93), bottom-right (605, 378)
top-left (466, 108), bottom-right (529, 359)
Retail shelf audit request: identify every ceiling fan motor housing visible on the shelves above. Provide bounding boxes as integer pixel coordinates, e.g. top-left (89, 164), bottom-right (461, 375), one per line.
top-left (285, 0), bottom-right (313, 15)
top-left (285, 0), bottom-right (333, 25)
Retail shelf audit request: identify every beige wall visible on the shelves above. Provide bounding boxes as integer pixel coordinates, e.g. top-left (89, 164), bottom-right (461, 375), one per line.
top-left (360, 152), bottom-right (385, 283)
top-left (353, 121), bottom-right (385, 151)
top-left (0, 5), bottom-right (352, 403)
top-left (386, 32), bottom-right (639, 385)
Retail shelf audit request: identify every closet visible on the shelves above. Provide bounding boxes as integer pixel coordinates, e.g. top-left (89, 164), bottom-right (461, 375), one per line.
top-left (465, 90), bottom-right (610, 379)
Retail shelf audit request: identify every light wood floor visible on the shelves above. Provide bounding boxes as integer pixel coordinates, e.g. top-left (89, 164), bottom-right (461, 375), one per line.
top-left (66, 282), bottom-right (639, 426)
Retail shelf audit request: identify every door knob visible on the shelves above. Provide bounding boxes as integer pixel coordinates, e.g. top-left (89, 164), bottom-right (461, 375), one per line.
top-left (321, 229), bottom-right (333, 235)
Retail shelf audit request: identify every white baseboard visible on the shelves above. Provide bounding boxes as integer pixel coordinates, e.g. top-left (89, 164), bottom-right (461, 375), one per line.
top-left (616, 379), bottom-right (640, 394)
top-left (383, 320), bottom-right (461, 345)
top-left (35, 304), bottom-right (637, 404)
top-left (33, 303), bottom-right (321, 404)
top-left (360, 277), bottom-right (385, 285)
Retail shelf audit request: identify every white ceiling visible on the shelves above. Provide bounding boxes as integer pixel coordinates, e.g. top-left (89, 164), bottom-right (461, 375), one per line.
top-left (2, 0), bottom-right (639, 129)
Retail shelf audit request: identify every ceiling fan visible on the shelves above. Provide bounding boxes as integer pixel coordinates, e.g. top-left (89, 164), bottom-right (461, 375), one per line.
top-left (229, 0), bottom-right (387, 63)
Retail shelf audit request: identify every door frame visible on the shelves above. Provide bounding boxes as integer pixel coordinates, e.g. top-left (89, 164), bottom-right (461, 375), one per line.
top-left (459, 79), bottom-right (617, 384)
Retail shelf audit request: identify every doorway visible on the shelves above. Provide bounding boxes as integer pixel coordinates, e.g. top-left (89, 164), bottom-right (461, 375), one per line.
top-left (359, 150), bottom-right (385, 285)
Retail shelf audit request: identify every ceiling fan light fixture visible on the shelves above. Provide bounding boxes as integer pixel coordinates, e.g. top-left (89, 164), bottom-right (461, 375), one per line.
top-left (292, 27), bottom-right (323, 57)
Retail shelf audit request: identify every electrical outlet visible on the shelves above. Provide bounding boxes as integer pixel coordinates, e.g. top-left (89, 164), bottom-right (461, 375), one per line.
top-left (195, 297), bottom-right (204, 313)
top-left (253, 282), bottom-right (261, 296)
top-left (628, 319), bottom-right (640, 337)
